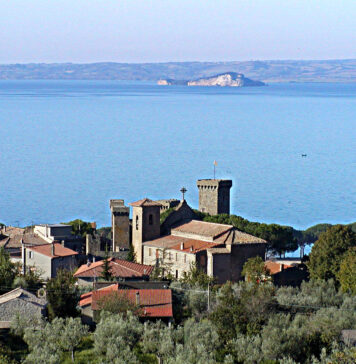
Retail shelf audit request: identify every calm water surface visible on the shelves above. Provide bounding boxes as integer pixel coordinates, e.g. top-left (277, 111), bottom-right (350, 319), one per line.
top-left (0, 81), bottom-right (355, 230)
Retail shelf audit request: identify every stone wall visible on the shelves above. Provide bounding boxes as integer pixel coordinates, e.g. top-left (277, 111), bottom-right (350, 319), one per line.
top-left (197, 179), bottom-right (232, 215)
top-left (143, 245), bottom-right (196, 279)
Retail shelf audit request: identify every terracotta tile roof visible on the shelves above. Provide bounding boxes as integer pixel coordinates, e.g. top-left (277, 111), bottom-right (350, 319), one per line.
top-left (0, 233), bottom-right (49, 250)
top-left (74, 259), bottom-right (154, 278)
top-left (265, 261), bottom-right (292, 275)
top-left (265, 260), bottom-right (293, 274)
top-left (27, 243), bottom-right (78, 258)
top-left (129, 198), bottom-right (162, 207)
top-left (172, 220), bottom-right (233, 239)
top-left (80, 284), bottom-right (173, 318)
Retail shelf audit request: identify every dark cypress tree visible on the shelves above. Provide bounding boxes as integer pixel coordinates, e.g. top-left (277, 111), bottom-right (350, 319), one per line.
top-left (100, 248), bottom-right (113, 281)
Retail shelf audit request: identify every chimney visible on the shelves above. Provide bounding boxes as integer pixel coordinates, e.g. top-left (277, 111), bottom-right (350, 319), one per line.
top-left (280, 264), bottom-right (284, 272)
top-left (87, 259), bottom-right (91, 267)
top-left (143, 268), bottom-right (147, 275)
top-left (180, 242), bottom-right (184, 250)
top-left (51, 243), bottom-right (55, 256)
top-left (61, 240), bottom-right (65, 247)
top-left (190, 246), bottom-right (194, 252)
top-left (135, 291), bottom-right (140, 306)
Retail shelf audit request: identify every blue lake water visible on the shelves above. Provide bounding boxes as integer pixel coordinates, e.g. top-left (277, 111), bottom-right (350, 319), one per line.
top-left (0, 80), bottom-right (355, 230)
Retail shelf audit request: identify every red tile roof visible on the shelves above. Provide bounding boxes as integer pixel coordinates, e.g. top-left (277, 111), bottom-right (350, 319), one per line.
top-left (74, 258), bottom-right (154, 278)
top-left (80, 284), bottom-right (173, 318)
top-left (27, 243), bottom-right (78, 258)
top-left (129, 198), bottom-right (162, 207)
top-left (265, 261), bottom-right (292, 275)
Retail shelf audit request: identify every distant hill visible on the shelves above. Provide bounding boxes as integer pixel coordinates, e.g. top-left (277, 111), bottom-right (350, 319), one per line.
top-left (0, 59), bottom-right (355, 82)
top-left (158, 72), bottom-right (265, 87)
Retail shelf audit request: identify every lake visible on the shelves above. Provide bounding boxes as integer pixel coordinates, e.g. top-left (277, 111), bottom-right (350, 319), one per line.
top-left (0, 80), bottom-right (355, 230)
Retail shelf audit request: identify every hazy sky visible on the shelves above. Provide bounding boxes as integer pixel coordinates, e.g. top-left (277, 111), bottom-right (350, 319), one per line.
top-left (0, 0), bottom-right (355, 63)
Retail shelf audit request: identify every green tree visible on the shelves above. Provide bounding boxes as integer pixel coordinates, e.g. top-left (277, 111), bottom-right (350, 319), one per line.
top-left (141, 321), bottom-right (176, 363)
top-left (97, 291), bottom-right (142, 317)
top-left (59, 317), bottom-right (89, 362)
top-left (126, 243), bottom-right (136, 262)
top-left (242, 256), bottom-right (271, 284)
top-left (209, 282), bottom-right (242, 343)
top-left (63, 219), bottom-right (94, 237)
top-left (94, 311), bottom-right (142, 363)
top-left (23, 317), bottom-right (88, 364)
top-left (100, 253), bottom-right (113, 281)
top-left (13, 268), bottom-right (42, 291)
top-left (180, 262), bottom-right (215, 287)
top-left (337, 248), bottom-right (356, 294)
top-left (46, 269), bottom-right (79, 320)
top-left (0, 247), bottom-right (18, 293)
top-left (307, 225), bottom-right (356, 280)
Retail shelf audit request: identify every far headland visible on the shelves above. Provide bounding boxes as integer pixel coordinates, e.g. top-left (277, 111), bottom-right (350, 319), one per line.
top-left (157, 72), bottom-right (266, 87)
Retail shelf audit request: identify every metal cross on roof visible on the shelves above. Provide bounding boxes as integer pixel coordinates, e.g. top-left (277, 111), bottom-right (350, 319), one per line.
top-left (180, 187), bottom-right (187, 201)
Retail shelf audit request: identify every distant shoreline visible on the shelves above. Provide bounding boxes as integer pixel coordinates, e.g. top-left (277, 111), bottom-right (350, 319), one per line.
top-left (0, 59), bottom-right (355, 83)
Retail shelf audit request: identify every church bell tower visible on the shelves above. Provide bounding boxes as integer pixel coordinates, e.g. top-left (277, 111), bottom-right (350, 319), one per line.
top-left (129, 198), bottom-right (161, 263)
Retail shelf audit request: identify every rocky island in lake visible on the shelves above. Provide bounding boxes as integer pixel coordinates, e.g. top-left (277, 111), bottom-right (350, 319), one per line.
top-left (157, 72), bottom-right (266, 87)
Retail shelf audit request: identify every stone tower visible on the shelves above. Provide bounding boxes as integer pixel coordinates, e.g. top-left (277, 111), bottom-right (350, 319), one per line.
top-left (129, 198), bottom-right (161, 263)
top-left (197, 179), bottom-right (232, 215)
top-left (110, 199), bottom-right (130, 252)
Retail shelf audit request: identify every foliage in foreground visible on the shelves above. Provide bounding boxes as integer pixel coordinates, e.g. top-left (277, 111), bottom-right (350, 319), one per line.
top-left (46, 269), bottom-right (80, 320)
top-left (307, 225), bottom-right (356, 282)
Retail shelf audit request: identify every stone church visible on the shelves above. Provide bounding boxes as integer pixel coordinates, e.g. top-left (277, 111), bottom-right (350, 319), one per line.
top-left (109, 179), bottom-right (267, 283)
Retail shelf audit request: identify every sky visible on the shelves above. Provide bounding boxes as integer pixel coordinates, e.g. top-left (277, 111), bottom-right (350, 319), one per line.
top-left (0, 0), bottom-right (355, 63)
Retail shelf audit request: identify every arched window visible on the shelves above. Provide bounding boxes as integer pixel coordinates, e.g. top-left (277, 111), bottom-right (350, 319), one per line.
top-left (149, 214), bottom-right (153, 225)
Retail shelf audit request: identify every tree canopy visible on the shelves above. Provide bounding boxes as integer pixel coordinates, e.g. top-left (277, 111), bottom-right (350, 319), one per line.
top-left (46, 269), bottom-right (80, 320)
top-left (337, 247), bottom-right (356, 295)
top-left (307, 225), bottom-right (356, 281)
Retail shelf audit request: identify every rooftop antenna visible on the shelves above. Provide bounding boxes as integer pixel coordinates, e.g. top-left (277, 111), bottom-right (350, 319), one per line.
top-left (213, 160), bottom-right (218, 179)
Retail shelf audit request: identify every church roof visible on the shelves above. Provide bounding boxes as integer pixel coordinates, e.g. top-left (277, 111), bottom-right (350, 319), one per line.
top-left (172, 220), bottom-right (233, 240)
top-left (129, 198), bottom-right (162, 207)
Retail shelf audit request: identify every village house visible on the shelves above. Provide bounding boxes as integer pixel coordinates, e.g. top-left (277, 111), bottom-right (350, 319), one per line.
top-left (0, 288), bottom-right (46, 329)
top-left (74, 258), bottom-right (154, 286)
top-left (0, 223), bottom-right (83, 264)
top-left (79, 283), bottom-right (173, 325)
top-left (265, 259), bottom-right (309, 287)
top-left (23, 243), bottom-right (78, 280)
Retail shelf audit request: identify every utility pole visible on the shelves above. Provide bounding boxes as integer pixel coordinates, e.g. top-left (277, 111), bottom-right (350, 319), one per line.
top-left (207, 282), bottom-right (210, 311)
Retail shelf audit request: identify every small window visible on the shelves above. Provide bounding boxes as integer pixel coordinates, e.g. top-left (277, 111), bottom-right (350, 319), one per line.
top-left (175, 253), bottom-right (178, 261)
top-left (149, 248), bottom-right (152, 257)
top-left (168, 252), bottom-right (171, 260)
top-left (149, 214), bottom-right (153, 225)
top-left (184, 254), bottom-right (187, 263)
top-left (29, 251), bottom-right (33, 259)
top-left (136, 215), bottom-right (139, 230)
top-left (175, 270), bottom-right (179, 279)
